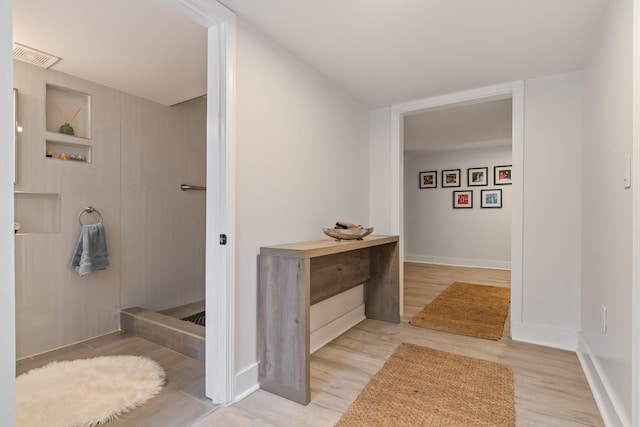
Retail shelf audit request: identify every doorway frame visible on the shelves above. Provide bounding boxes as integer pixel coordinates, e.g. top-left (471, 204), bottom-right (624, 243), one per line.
top-left (171, 0), bottom-right (237, 405)
top-left (390, 81), bottom-right (524, 336)
top-left (632, 1), bottom-right (639, 425)
top-left (0, 0), bottom-right (15, 421)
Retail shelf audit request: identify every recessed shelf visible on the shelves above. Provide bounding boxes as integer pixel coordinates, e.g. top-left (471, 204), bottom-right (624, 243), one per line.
top-left (46, 84), bottom-right (91, 139)
top-left (46, 139), bottom-right (91, 163)
top-left (14, 192), bottom-right (61, 234)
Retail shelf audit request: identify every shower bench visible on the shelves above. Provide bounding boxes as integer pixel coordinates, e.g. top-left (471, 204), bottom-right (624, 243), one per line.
top-left (258, 235), bottom-right (400, 405)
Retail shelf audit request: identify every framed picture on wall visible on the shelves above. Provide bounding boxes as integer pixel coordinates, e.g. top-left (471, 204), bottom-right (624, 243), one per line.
top-left (419, 171), bottom-right (437, 189)
top-left (467, 167), bottom-right (488, 186)
top-left (453, 190), bottom-right (473, 208)
top-left (481, 189), bottom-right (502, 208)
top-left (494, 165), bottom-right (512, 185)
top-left (442, 169), bottom-right (461, 187)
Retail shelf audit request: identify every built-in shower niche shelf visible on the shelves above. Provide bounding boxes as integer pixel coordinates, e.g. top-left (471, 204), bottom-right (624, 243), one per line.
top-left (45, 136), bottom-right (92, 163)
top-left (14, 192), bottom-right (61, 234)
top-left (45, 84), bottom-right (91, 139)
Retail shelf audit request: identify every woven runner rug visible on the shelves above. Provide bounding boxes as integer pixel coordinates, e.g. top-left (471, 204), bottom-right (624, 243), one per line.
top-left (335, 343), bottom-right (515, 427)
top-left (409, 282), bottom-right (510, 340)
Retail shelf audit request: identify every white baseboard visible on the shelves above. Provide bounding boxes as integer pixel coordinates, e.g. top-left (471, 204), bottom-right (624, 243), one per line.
top-left (404, 255), bottom-right (511, 270)
top-left (577, 336), bottom-right (628, 427)
top-left (311, 304), bottom-right (365, 354)
top-left (233, 362), bottom-right (259, 404)
top-left (510, 320), bottom-right (578, 351)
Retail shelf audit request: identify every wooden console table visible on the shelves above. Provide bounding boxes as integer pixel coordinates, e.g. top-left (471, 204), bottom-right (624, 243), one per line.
top-left (258, 235), bottom-right (400, 405)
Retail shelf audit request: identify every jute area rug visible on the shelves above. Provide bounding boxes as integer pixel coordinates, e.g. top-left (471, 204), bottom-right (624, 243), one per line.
top-left (409, 282), bottom-right (511, 340)
top-left (16, 355), bottom-right (165, 427)
top-left (335, 343), bottom-right (515, 427)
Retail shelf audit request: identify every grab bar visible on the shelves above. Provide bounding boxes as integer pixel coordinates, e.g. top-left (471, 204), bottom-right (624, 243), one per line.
top-left (180, 184), bottom-right (206, 191)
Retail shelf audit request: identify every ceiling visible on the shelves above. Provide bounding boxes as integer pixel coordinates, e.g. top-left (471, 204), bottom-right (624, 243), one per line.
top-left (13, 0), bottom-right (609, 147)
top-left (219, 0), bottom-right (609, 108)
top-left (13, 0), bottom-right (208, 106)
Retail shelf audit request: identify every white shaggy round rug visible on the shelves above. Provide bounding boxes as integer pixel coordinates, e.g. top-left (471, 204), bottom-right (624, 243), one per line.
top-left (16, 355), bottom-right (166, 427)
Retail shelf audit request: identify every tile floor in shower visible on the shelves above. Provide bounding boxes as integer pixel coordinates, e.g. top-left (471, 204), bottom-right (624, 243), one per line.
top-left (16, 300), bottom-right (216, 425)
top-left (16, 301), bottom-right (218, 427)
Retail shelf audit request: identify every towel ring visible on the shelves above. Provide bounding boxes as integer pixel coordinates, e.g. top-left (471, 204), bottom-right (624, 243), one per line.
top-left (78, 206), bottom-right (103, 226)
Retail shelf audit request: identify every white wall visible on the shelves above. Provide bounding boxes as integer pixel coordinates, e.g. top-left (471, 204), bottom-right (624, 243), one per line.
top-left (404, 145), bottom-right (512, 269)
top-left (580, 0), bottom-right (633, 424)
top-left (12, 63), bottom-right (206, 358)
top-left (369, 108), bottom-right (393, 234)
top-left (370, 71), bottom-right (583, 350)
top-left (0, 0), bottom-right (16, 421)
top-left (234, 19), bottom-right (369, 383)
top-left (521, 72), bottom-right (582, 336)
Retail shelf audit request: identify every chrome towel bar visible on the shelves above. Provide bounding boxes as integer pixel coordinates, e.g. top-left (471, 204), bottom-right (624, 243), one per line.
top-left (180, 184), bottom-right (206, 191)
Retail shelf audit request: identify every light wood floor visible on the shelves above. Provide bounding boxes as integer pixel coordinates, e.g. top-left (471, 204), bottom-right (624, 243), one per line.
top-left (16, 263), bottom-right (604, 426)
top-left (196, 263), bottom-right (603, 427)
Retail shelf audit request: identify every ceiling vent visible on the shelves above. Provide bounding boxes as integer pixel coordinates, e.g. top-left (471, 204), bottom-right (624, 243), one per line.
top-left (13, 43), bottom-right (60, 68)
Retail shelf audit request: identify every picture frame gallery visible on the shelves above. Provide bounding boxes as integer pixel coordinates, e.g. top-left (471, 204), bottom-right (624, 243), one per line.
top-left (418, 164), bottom-right (510, 210)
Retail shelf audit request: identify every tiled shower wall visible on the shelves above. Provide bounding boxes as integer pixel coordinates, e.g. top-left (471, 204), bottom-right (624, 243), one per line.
top-left (14, 61), bottom-right (206, 358)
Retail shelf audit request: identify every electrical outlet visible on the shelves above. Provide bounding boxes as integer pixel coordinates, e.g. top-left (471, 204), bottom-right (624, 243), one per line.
top-left (601, 305), bottom-right (607, 334)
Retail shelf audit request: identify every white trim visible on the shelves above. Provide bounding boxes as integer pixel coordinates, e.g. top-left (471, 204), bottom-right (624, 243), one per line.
top-left (404, 256), bottom-right (510, 271)
top-left (404, 138), bottom-right (512, 154)
top-left (177, 0), bottom-right (231, 25)
top-left (632, 2), bottom-right (640, 426)
top-left (510, 82), bottom-right (525, 335)
top-left (578, 335), bottom-right (628, 426)
top-left (0, 0), bottom-right (16, 423)
top-left (391, 81), bottom-right (524, 341)
top-left (175, 0), bottom-right (236, 405)
top-left (233, 362), bottom-right (259, 403)
top-left (510, 322), bottom-right (578, 351)
top-left (225, 14), bottom-right (238, 407)
top-left (390, 104), bottom-right (404, 314)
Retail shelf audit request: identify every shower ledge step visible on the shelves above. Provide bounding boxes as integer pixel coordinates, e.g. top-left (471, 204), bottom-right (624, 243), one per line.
top-left (120, 307), bottom-right (204, 362)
